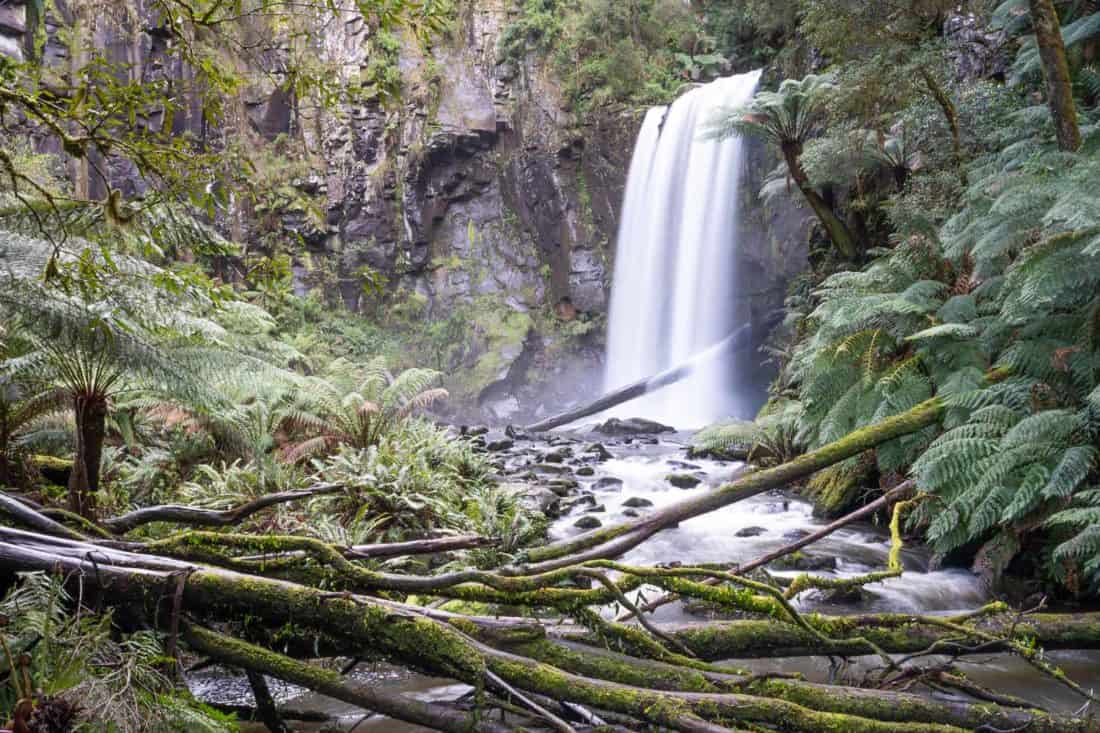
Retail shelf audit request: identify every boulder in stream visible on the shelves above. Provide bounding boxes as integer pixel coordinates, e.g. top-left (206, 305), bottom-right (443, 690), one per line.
top-left (584, 443), bottom-right (613, 460)
top-left (593, 477), bottom-right (624, 491)
top-left (593, 417), bottom-right (674, 436)
top-left (574, 516), bottom-right (603, 530)
top-left (622, 497), bottom-right (654, 508)
top-left (735, 526), bottom-right (768, 538)
top-left (666, 473), bottom-right (702, 489)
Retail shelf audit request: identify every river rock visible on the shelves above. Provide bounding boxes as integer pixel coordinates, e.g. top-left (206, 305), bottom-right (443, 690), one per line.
top-left (735, 526), bottom-right (768, 538)
top-left (547, 479), bottom-right (579, 496)
top-left (621, 497), bottom-right (654, 508)
top-left (533, 462), bottom-right (572, 475)
top-left (769, 552), bottom-right (836, 571)
top-left (575, 466), bottom-right (595, 476)
top-left (574, 516), bottom-right (603, 530)
top-left (505, 425), bottom-right (532, 441)
top-left (462, 426), bottom-right (490, 437)
top-left (593, 477), bottom-right (624, 491)
top-left (542, 449), bottom-right (568, 463)
top-left (622, 509), bottom-right (640, 517)
top-left (585, 504), bottom-right (606, 513)
top-left (568, 495), bottom-right (597, 509)
top-left (486, 438), bottom-right (514, 452)
top-left (593, 417), bottom-right (675, 436)
top-left (522, 487), bottom-right (561, 518)
top-left (666, 473), bottom-right (702, 489)
top-left (782, 529), bottom-right (812, 542)
top-left (668, 460), bottom-right (702, 470)
top-left (584, 443), bottom-right (613, 460)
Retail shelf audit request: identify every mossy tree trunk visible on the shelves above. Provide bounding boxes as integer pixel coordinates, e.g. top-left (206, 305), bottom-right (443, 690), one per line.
top-left (781, 140), bottom-right (861, 260)
top-left (918, 66), bottom-right (967, 185)
top-left (1030, 0), bottom-right (1082, 151)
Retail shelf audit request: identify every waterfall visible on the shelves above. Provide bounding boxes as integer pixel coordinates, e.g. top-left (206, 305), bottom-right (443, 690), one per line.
top-left (604, 70), bottom-right (762, 428)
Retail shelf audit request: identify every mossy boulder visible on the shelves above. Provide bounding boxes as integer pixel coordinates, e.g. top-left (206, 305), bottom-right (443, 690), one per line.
top-left (666, 473), bottom-right (702, 489)
top-left (32, 455), bottom-right (72, 486)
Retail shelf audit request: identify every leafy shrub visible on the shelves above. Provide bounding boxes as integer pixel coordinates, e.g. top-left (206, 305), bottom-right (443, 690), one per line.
top-left (0, 573), bottom-right (233, 732)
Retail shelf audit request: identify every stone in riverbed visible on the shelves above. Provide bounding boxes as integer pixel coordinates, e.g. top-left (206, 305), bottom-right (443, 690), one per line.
top-left (593, 477), bottom-right (624, 491)
top-left (533, 462), bottom-right (572, 475)
top-left (505, 425), bottom-right (532, 441)
top-left (522, 487), bottom-right (561, 518)
top-left (486, 439), bottom-right (514, 452)
top-left (593, 417), bottom-right (675, 436)
top-left (575, 466), bottom-right (595, 476)
top-left (584, 443), bottom-right (613, 460)
top-left (547, 479), bottom-right (579, 496)
top-left (542, 449), bottom-right (570, 463)
top-left (668, 460), bottom-right (702, 470)
top-left (574, 516), bottom-right (603, 530)
top-left (666, 473), bottom-right (702, 489)
top-left (735, 526), bottom-right (768, 538)
top-left (769, 552), bottom-right (836, 572)
top-left (585, 504), bottom-right (606, 513)
top-left (622, 509), bottom-right (640, 517)
top-left (621, 497), bottom-right (654, 509)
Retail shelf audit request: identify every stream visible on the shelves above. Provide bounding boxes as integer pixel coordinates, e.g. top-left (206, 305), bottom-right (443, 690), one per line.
top-left (191, 429), bottom-right (1100, 730)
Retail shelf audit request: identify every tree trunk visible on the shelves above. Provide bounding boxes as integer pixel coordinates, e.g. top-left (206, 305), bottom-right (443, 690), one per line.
top-left (68, 393), bottom-right (106, 518)
top-left (526, 324), bottom-right (753, 433)
top-left (781, 141), bottom-right (860, 260)
top-left (1029, 0), bottom-right (1082, 151)
top-left (918, 66), bottom-right (967, 186)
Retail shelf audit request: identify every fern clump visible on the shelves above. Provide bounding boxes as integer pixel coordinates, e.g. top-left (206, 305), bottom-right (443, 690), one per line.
top-left (779, 92), bottom-right (1100, 589)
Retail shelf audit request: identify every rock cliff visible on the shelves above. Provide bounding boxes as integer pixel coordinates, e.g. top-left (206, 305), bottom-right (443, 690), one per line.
top-left (1, 0), bottom-right (808, 423)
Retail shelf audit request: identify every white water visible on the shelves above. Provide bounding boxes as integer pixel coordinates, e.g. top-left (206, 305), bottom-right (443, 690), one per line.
top-left (604, 71), bottom-right (762, 428)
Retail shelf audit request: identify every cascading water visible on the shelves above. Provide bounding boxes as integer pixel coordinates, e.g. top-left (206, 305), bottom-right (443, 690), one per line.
top-left (604, 70), bottom-right (762, 428)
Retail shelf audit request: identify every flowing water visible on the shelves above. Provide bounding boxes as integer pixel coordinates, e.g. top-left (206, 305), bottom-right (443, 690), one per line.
top-left (603, 71), bottom-right (762, 428)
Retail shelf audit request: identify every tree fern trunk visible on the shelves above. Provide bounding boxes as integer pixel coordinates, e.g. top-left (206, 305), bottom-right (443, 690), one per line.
top-left (68, 394), bottom-right (106, 518)
top-left (918, 66), bottom-right (967, 185)
top-left (1029, 0), bottom-right (1082, 152)
top-left (781, 142), bottom-right (861, 260)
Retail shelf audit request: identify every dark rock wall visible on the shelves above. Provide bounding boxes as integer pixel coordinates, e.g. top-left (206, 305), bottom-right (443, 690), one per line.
top-left (1, 0), bottom-right (808, 423)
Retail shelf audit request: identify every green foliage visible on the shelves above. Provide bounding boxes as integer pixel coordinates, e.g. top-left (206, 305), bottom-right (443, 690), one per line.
top-left (706, 74), bottom-right (836, 150)
top-left (0, 572), bottom-right (234, 731)
top-left (693, 399), bottom-right (803, 465)
top-left (498, 0), bottom-right (706, 112)
top-left (280, 357), bottom-right (449, 462)
top-left (306, 420), bottom-right (500, 542)
top-left (782, 83), bottom-right (1100, 589)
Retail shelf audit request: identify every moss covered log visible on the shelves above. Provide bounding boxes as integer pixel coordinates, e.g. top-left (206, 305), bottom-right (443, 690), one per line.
top-left (183, 624), bottom-right (513, 733)
top-left (605, 611), bottom-right (1100, 659)
top-left (9, 529), bottom-right (1097, 733)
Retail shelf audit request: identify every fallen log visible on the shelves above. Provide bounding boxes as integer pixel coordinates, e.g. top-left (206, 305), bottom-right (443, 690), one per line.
top-left (561, 611), bottom-right (1100, 659)
top-left (526, 323), bottom-right (753, 433)
top-left (7, 529), bottom-right (1095, 732)
top-left (99, 482), bottom-right (346, 534)
top-left (185, 625), bottom-right (514, 733)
